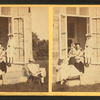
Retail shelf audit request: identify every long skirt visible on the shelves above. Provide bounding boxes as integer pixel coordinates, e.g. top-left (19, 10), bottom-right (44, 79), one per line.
top-left (74, 61), bottom-right (84, 73)
top-left (69, 57), bottom-right (76, 65)
top-left (0, 61), bottom-right (7, 73)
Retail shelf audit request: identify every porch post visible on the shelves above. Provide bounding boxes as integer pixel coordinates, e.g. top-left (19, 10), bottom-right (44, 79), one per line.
top-left (65, 16), bottom-right (68, 64)
top-left (59, 14), bottom-right (62, 58)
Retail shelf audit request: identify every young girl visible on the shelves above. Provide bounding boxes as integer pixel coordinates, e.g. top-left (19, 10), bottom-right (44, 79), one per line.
top-left (68, 43), bottom-right (76, 65)
top-left (56, 58), bottom-right (70, 85)
top-left (6, 34), bottom-right (15, 64)
top-left (84, 34), bottom-right (93, 64)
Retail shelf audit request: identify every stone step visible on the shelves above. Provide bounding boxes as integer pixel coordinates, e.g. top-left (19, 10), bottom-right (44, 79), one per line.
top-left (4, 64), bottom-right (40, 85)
top-left (4, 76), bottom-right (28, 85)
top-left (66, 80), bottom-right (81, 87)
top-left (4, 66), bottom-right (28, 85)
top-left (0, 80), bottom-right (2, 85)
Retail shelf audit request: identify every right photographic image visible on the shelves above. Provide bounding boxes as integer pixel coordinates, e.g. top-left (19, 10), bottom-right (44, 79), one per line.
top-left (53, 7), bottom-right (100, 92)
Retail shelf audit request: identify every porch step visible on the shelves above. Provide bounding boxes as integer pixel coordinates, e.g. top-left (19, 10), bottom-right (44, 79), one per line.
top-left (4, 64), bottom-right (40, 85)
top-left (66, 80), bottom-right (81, 87)
top-left (4, 65), bottom-right (28, 85)
top-left (65, 65), bottom-right (100, 86)
top-left (81, 65), bottom-right (100, 85)
top-left (0, 80), bottom-right (2, 85)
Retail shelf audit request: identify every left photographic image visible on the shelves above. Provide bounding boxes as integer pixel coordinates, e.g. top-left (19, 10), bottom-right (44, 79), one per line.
top-left (0, 7), bottom-right (49, 92)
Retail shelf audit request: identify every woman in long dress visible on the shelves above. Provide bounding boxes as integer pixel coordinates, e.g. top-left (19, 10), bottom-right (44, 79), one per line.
top-left (56, 58), bottom-right (70, 85)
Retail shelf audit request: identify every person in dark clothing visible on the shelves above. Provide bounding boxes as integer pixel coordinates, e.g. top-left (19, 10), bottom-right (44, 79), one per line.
top-left (0, 43), bottom-right (7, 84)
top-left (74, 43), bottom-right (84, 73)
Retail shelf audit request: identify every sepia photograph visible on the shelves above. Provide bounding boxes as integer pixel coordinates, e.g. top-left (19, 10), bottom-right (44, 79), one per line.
top-left (0, 7), bottom-right (49, 92)
top-left (52, 7), bottom-right (100, 92)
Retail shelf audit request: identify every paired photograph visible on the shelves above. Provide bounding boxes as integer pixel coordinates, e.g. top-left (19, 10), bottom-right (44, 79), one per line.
top-left (0, 7), bottom-right (48, 92)
top-left (53, 7), bottom-right (100, 92)
top-left (0, 6), bottom-right (100, 93)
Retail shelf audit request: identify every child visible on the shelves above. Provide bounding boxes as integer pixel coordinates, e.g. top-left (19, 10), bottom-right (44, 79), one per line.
top-left (6, 34), bottom-right (15, 64)
top-left (68, 43), bottom-right (76, 65)
top-left (56, 58), bottom-right (70, 85)
top-left (84, 34), bottom-right (93, 65)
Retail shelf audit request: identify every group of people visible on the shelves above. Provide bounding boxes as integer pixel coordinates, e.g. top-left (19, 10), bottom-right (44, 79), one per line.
top-left (0, 34), bottom-right (14, 78)
top-left (0, 42), bottom-right (46, 85)
top-left (56, 34), bottom-right (93, 85)
top-left (56, 43), bottom-right (84, 85)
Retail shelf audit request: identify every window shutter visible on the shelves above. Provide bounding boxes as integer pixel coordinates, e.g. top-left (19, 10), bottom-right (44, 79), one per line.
top-left (12, 17), bottom-right (25, 64)
top-left (91, 17), bottom-right (100, 64)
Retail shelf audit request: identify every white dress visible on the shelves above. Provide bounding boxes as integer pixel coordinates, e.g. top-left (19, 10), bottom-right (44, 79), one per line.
top-left (84, 38), bottom-right (93, 63)
top-left (56, 63), bottom-right (70, 82)
top-left (27, 63), bottom-right (40, 76)
top-left (6, 37), bottom-right (15, 63)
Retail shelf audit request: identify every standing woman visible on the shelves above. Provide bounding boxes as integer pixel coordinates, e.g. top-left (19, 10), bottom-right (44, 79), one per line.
top-left (0, 43), bottom-right (7, 84)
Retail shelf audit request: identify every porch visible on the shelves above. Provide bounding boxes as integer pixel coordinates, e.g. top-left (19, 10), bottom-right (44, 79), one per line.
top-left (53, 64), bottom-right (100, 87)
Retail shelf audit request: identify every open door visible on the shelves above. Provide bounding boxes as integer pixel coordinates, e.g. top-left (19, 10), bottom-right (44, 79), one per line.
top-left (59, 14), bottom-right (68, 63)
top-left (90, 17), bottom-right (100, 64)
top-left (12, 17), bottom-right (25, 64)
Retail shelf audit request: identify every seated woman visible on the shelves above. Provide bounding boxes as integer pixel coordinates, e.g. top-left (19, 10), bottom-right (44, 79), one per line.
top-left (26, 58), bottom-right (46, 84)
top-left (56, 58), bottom-right (70, 85)
top-left (68, 43), bottom-right (76, 65)
top-left (74, 43), bottom-right (84, 73)
top-left (0, 43), bottom-right (7, 84)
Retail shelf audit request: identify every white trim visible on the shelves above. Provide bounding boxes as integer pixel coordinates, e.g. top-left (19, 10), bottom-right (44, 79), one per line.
top-left (59, 13), bottom-right (90, 18)
top-left (0, 15), bottom-right (12, 18)
top-left (59, 14), bottom-right (62, 58)
top-left (65, 16), bottom-right (68, 64)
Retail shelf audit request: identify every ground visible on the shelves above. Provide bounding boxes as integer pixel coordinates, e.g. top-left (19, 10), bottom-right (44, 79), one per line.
top-left (0, 60), bottom-right (48, 92)
top-left (52, 83), bottom-right (100, 92)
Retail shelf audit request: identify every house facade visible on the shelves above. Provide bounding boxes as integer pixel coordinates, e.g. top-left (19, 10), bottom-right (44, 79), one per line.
top-left (0, 7), bottom-right (33, 65)
top-left (53, 7), bottom-right (100, 66)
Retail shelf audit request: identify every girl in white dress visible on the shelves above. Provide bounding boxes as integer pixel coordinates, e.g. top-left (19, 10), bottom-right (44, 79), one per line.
top-left (84, 34), bottom-right (93, 64)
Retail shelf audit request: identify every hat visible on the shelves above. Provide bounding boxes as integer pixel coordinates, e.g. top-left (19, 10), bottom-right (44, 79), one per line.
top-left (29, 58), bottom-right (35, 62)
top-left (75, 42), bottom-right (80, 46)
top-left (58, 58), bottom-right (64, 65)
top-left (8, 33), bottom-right (13, 37)
top-left (86, 33), bottom-right (91, 37)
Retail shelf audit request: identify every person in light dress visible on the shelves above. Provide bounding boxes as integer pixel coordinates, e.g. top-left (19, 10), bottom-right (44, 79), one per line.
top-left (56, 58), bottom-right (70, 85)
top-left (6, 34), bottom-right (15, 64)
top-left (84, 34), bottom-right (93, 65)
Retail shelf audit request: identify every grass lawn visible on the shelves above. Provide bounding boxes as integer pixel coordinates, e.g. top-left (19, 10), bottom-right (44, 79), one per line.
top-left (52, 83), bottom-right (100, 92)
top-left (0, 60), bottom-right (48, 92)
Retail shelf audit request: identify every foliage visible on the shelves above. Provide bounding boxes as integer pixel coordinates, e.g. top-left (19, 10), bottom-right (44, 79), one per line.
top-left (32, 32), bottom-right (48, 60)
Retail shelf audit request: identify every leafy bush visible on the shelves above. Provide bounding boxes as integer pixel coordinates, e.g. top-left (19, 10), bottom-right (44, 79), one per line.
top-left (32, 32), bottom-right (48, 60)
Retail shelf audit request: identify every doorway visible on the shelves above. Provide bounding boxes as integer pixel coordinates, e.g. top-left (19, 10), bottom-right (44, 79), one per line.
top-left (67, 16), bottom-right (87, 52)
top-left (0, 17), bottom-right (9, 49)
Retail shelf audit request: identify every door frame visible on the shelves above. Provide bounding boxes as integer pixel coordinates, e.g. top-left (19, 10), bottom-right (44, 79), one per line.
top-left (59, 13), bottom-right (90, 64)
